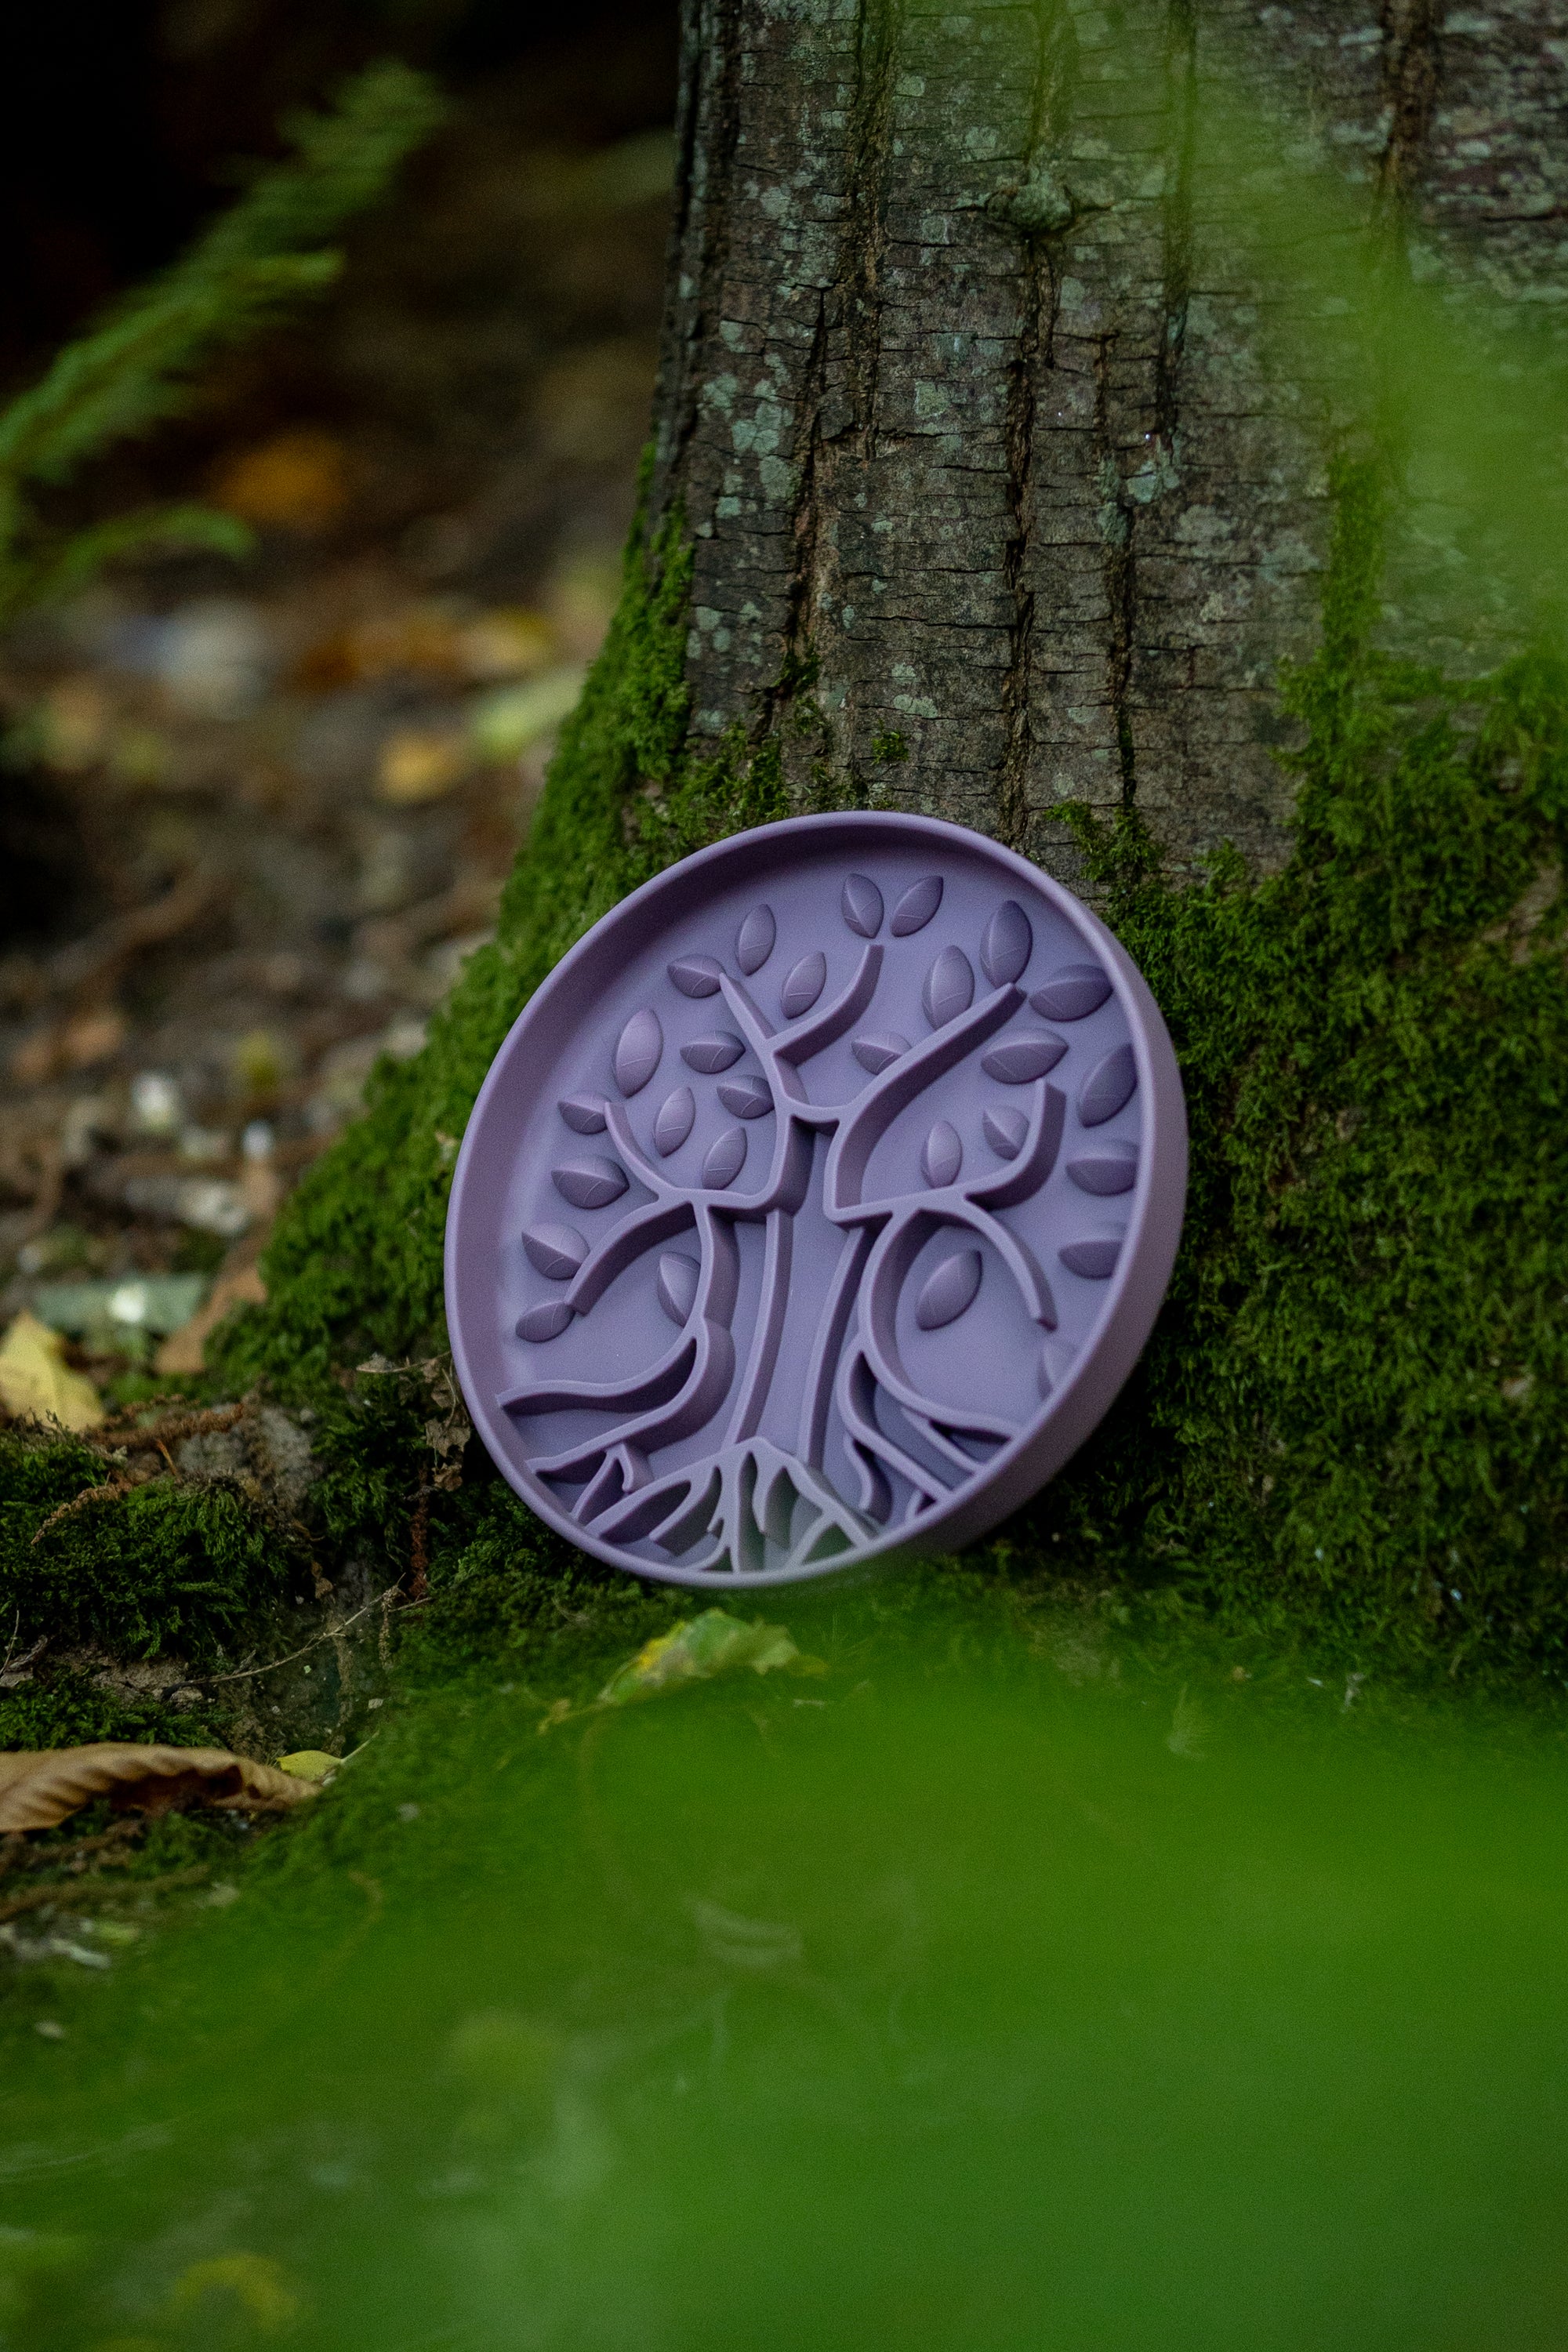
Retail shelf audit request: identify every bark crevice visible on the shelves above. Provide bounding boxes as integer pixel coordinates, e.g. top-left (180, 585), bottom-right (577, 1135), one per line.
top-left (651, 0), bottom-right (744, 515)
top-left (841, 0), bottom-right (903, 452)
top-left (1094, 336), bottom-right (1139, 811)
top-left (998, 252), bottom-right (1049, 852)
top-left (1376, 0), bottom-right (1442, 224)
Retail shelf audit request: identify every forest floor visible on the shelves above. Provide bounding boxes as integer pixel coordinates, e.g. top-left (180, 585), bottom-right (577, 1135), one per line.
top-left (0, 20), bottom-right (681, 1980)
top-left (0, 31), bottom-right (670, 1409)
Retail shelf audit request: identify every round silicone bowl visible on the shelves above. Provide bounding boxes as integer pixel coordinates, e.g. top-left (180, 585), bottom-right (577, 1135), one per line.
top-left (446, 811), bottom-right (1186, 1587)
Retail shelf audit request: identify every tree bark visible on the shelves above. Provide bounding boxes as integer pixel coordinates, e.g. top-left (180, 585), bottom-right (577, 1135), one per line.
top-left (645, 0), bottom-right (1568, 882)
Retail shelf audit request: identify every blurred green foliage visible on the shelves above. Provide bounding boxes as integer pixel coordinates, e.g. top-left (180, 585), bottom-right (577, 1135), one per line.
top-left (0, 58), bottom-right (443, 628)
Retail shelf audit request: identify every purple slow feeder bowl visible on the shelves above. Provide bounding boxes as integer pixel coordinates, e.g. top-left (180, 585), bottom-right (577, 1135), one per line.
top-left (445, 812), bottom-right (1187, 1587)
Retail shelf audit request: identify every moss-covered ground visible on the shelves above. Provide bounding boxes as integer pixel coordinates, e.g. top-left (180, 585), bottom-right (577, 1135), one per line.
top-left (3, 453), bottom-right (1566, 1755)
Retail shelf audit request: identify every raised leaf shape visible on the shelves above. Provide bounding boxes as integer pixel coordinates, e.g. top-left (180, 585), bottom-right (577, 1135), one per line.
top-left (891, 874), bottom-right (943, 936)
top-left (558, 1092), bottom-right (608, 1134)
top-left (682, 1030), bottom-right (745, 1074)
top-left (841, 873), bottom-right (884, 938)
top-left (781, 951), bottom-right (827, 1019)
top-left (1067, 1140), bottom-right (1138, 1196)
top-left (736, 903), bottom-right (776, 975)
top-left (982, 1105), bottom-right (1029, 1161)
top-left (922, 945), bottom-right (975, 1029)
top-left (1059, 1229), bottom-right (1125, 1280)
top-left (669, 954), bottom-right (724, 998)
top-left (517, 1299), bottom-right (575, 1343)
top-left (915, 1249), bottom-right (982, 1330)
top-left (1077, 1042), bottom-right (1137, 1128)
top-left (1031, 962), bottom-right (1112, 1022)
top-left (613, 1007), bottom-right (662, 1097)
top-left (920, 1120), bottom-right (964, 1188)
top-left (979, 899), bottom-right (1033, 986)
top-left (852, 1031), bottom-right (908, 1075)
top-left (702, 1125), bottom-right (747, 1190)
top-left (717, 1074), bottom-right (774, 1120)
top-left (982, 1031), bottom-right (1067, 1084)
top-left (522, 1222), bottom-right (589, 1281)
top-left (552, 1156), bottom-right (628, 1210)
top-left (656, 1252), bottom-right (702, 1325)
top-left (653, 1086), bottom-right (696, 1156)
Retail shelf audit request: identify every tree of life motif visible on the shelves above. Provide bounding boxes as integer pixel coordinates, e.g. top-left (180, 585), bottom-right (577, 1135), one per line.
top-left (499, 871), bottom-right (1137, 1578)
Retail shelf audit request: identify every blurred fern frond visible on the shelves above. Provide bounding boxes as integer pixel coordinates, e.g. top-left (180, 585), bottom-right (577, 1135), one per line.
top-left (0, 59), bottom-right (445, 629)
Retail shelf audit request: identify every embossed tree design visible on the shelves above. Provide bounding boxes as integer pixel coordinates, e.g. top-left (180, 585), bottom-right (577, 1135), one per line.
top-left (500, 872), bottom-right (1139, 1577)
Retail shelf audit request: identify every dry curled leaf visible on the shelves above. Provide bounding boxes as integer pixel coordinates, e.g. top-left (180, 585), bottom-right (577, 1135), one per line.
top-left (0, 1744), bottom-right (318, 1832)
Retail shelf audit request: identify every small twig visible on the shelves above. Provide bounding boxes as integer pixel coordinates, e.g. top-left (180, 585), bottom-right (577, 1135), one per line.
top-left (31, 1475), bottom-right (140, 1548)
top-left (0, 1879), bottom-right (85, 1926)
top-left (205, 1584), bottom-right (404, 1682)
top-left (122, 1401), bottom-right (246, 1451)
top-left (20, 1820), bottom-right (143, 1872)
top-left (0, 1860), bottom-right (215, 1926)
top-left (98, 1392), bottom-right (194, 1432)
top-left (49, 866), bottom-right (223, 1001)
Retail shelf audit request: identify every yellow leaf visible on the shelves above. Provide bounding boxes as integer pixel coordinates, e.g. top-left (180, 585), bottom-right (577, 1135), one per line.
top-left (597, 1610), bottom-right (818, 1705)
top-left (0, 1311), bottom-right (101, 1432)
top-left (275, 1751), bottom-right (339, 1782)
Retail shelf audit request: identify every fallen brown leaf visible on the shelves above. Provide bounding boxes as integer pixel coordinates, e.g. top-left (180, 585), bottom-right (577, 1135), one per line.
top-left (0, 1744), bottom-right (318, 1833)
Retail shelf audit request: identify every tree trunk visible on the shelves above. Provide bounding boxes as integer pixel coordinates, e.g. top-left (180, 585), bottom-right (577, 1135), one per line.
top-left (646, 0), bottom-right (1568, 883)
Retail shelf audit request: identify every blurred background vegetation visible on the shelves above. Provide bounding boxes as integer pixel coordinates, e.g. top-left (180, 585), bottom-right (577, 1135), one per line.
top-left (0, 0), bottom-right (674, 1384)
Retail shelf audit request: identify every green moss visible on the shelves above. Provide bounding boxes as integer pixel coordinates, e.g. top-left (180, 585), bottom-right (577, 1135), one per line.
top-left (1024, 459), bottom-right (1568, 1676)
top-left (0, 1668), bottom-right (230, 1752)
top-left (0, 1430), bottom-right (289, 1663)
